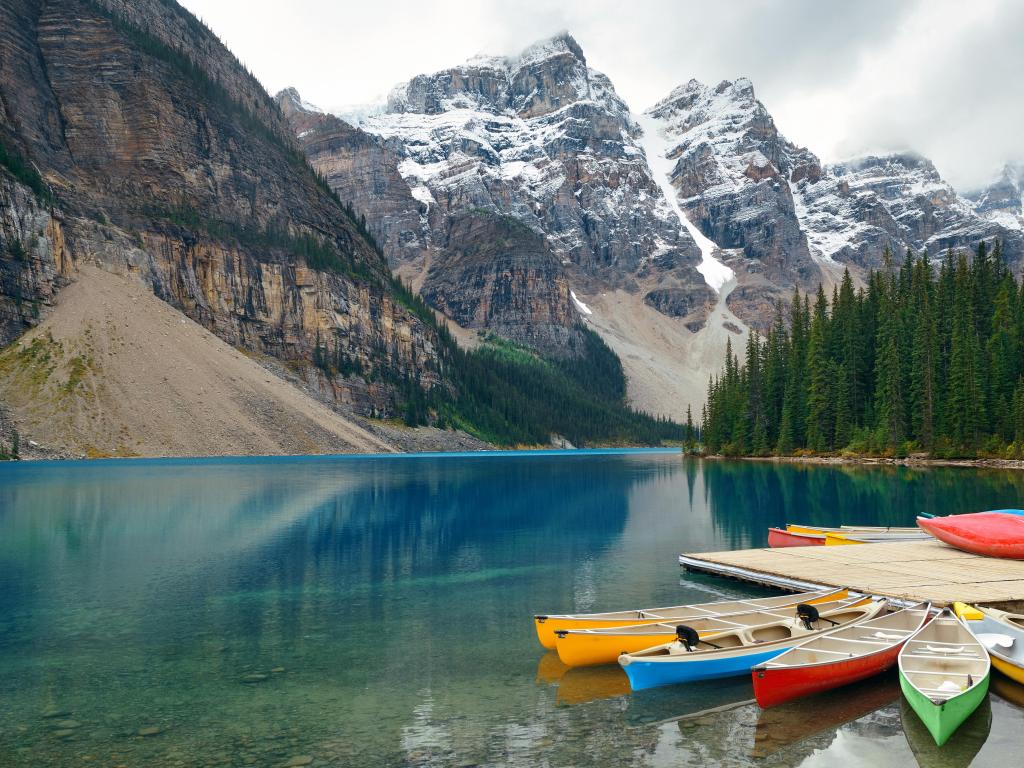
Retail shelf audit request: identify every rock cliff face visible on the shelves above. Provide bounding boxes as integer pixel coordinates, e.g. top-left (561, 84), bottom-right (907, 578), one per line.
top-left (1, 0), bottom-right (444, 418)
top-left (0, 175), bottom-right (70, 345)
top-left (423, 211), bottom-right (582, 357)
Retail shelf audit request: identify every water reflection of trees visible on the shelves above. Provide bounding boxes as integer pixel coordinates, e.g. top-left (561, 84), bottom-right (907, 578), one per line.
top-left (701, 460), bottom-right (1024, 546)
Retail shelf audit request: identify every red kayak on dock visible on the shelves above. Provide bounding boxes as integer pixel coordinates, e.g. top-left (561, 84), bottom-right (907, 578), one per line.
top-left (767, 528), bottom-right (824, 548)
top-left (752, 602), bottom-right (931, 708)
top-left (917, 512), bottom-right (1024, 559)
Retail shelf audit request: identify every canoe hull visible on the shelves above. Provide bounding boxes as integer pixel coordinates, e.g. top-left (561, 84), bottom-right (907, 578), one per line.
top-left (768, 528), bottom-right (823, 548)
top-left (535, 588), bottom-right (847, 649)
top-left (992, 656), bottom-right (1024, 685)
top-left (623, 646), bottom-right (790, 691)
top-left (535, 616), bottom-right (665, 650)
top-left (753, 646), bottom-right (900, 708)
top-left (917, 513), bottom-right (1024, 559)
top-left (899, 668), bottom-right (989, 746)
top-left (556, 630), bottom-right (678, 668)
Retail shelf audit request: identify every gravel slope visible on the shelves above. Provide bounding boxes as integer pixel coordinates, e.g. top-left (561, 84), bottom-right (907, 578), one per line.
top-left (0, 266), bottom-right (395, 457)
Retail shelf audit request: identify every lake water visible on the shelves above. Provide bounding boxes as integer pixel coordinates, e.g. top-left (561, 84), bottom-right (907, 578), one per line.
top-left (1, 451), bottom-right (1023, 767)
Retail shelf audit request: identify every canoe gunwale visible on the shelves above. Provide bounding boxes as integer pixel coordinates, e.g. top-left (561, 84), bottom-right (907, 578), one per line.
top-left (559, 595), bottom-right (872, 639)
top-left (534, 588), bottom-right (845, 624)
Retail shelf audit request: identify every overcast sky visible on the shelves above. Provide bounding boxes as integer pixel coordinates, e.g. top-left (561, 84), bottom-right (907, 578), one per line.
top-left (180, 0), bottom-right (1022, 190)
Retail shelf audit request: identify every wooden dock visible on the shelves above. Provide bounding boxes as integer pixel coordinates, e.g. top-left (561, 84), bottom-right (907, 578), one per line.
top-left (680, 540), bottom-right (1024, 609)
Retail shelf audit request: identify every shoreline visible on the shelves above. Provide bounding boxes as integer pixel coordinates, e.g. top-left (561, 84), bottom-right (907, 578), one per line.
top-left (705, 453), bottom-right (1024, 471)
top-left (0, 445), bottom-right (682, 465)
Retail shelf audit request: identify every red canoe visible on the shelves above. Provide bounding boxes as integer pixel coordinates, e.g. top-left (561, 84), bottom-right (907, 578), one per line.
top-left (917, 512), bottom-right (1024, 559)
top-left (752, 602), bottom-right (931, 708)
top-left (767, 527), bottom-right (824, 548)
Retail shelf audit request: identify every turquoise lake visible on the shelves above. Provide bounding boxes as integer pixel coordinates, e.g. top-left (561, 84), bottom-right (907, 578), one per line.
top-left (2, 450), bottom-right (1024, 767)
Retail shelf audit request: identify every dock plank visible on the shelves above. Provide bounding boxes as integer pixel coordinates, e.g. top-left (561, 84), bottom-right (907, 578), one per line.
top-left (681, 540), bottom-right (1024, 607)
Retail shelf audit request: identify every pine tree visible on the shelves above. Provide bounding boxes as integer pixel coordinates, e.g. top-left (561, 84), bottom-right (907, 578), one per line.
top-left (946, 253), bottom-right (983, 449)
top-left (685, 405), bottom-right (695, 452)
top-left (804, 287), bottom-right (833, 451)
top-left (987, 278), bottom-right (1019, 440)
top-left (909, 254), bottom-right (938, 450)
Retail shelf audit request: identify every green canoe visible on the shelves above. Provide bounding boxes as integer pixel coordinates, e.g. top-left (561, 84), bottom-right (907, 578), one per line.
top-left (898, 608), bottom-right (990, 746)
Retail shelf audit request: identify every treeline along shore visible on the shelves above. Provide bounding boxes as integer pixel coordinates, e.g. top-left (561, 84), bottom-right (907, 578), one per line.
top-left (702, 241), bottom-right (1024, 461)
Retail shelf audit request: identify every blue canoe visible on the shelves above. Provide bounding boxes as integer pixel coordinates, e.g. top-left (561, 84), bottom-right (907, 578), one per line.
top-left (619, 597), bottom-right (884, 691)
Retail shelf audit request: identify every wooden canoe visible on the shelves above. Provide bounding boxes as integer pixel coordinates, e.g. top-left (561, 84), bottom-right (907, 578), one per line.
top-left (898, 608), bottom-right (990, 746)
top-left (554, 593), bottom-right (868, 667)
top-left (751, 602), bottom-right (931, 708)
top-left (954, 602), bottom-right (1024, 685)
top-left (532, 587), bottom-right (846, 649)
top-left (618, 599), bottom-right (885, 691)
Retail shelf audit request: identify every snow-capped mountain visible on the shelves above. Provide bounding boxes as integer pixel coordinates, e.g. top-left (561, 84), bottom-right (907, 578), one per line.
top-left (283, 34), bottom-right (717, 340)
top-left (279, 32), bottom-right (1023, 417)
top-left (794, 153), bottom-right (1024, 272)
top-left (966, 162), bottom-right (1024, 232)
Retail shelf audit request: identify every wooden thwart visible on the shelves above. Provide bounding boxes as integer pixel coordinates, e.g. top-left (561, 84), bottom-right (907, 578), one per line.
top-left (680, 540), bottom-right (1024, 607)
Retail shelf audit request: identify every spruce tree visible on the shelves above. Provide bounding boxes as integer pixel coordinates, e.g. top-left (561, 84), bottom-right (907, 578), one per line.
top-left (804, 287), bottom-right (833, 452)
top-left (909, 254), bottom-right (938, 450)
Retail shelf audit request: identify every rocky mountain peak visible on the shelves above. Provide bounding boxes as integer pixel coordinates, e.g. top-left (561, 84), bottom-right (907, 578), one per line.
top-left (384, 32), bottom-right (594, 118)
top-left (275, 86), bottom-right (322, 118)
top-left (513, 32), bottom-right (586, 69)
top-left (966, 162), bottom-right (1023, 223)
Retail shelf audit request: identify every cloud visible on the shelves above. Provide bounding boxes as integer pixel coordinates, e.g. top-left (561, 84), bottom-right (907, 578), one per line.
top-left (180, 0), bottom-right (1022, 189)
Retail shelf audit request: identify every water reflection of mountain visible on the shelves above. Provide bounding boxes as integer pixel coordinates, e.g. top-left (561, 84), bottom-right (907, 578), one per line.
top-left (701, 460), bottom-right (1024, 547)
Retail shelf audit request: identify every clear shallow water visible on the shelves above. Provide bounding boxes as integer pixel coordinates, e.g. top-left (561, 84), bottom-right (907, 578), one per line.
top-left (1, 451), bottom-right (1023, 767)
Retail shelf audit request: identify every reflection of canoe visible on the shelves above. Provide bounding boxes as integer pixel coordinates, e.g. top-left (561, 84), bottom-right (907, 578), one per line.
top-left (752, 674), bottom-right (900, 758)
top-left (954, 602), bottom-right (1024, 685)
top-left (535, 651), bottom-right (570, 684)
top-left (534, 652), bottom-right (634, 706)
top-left (619, 598), bottom-right (884, 690)
top-left (990, 670), bottom-right (1024, 706)
top-left (769, 528), bottom-right (824, 547)
top-left (627, 676), bottom-right (754, 727)
top-left (555, 665), bottom-right (632, 706)
top-left (901, 693), bottom-right (992, 768)
top-left (898, 609), bottom-right (990, 746)
top-left (917, 512), bottom-right (1024, 559)
top-left (753, 602), bottom-right (930, 707)
top-left (532, 587), bottom-right (844, 649)
top-left (556, 593), bottom-right (861, 668)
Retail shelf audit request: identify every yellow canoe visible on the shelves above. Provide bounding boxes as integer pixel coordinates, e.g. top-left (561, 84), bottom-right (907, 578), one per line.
top-left (955, 601), bottom-right (1024, 685)
top-left (823, 531), bottom-right (931, 546)
top-left (533, 588), bottom-right (846, 649)
top-left (554, 594), bottom-right (870, 668)
top-left (787, 524), bottom-right (922, 535)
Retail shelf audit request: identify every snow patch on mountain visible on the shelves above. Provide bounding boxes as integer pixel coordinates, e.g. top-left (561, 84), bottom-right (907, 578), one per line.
top-left (634, 113), bottom-right (734, 293)
top-left (570, 290), bottom-right (592, 316)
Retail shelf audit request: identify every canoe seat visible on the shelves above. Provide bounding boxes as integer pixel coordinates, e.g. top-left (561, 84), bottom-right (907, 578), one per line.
top-left (923, 644), bottom-right (964, 654)
top-left (901, 653), bottom-right (984, 661)
top-left (871, 631), bottom-right (911, 640)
